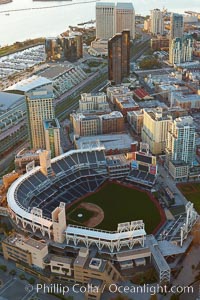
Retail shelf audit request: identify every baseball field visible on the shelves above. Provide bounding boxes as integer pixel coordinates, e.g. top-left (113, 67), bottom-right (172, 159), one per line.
top-left (66, 181), bottom-right (164, 234)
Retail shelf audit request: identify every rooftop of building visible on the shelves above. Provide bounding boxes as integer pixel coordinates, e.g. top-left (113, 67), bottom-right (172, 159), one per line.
top-left (107, 85), bottom-right (132, 95)
top-left (170, 160), bottom-right (189, 167)
top-left (0, 92), bottom-right (25, 112)
top-left (96, 2), bottom-right (115, 7)
top-left (75, 133), bottom-right (135, 151)
top-left (43, 118), bottom-right (60, 129)
top-left (174, 93), bottom-right (200, 102)
top-left (116, 2), bottom-right (134, 10)
top-left (2, 170), bottom-right (18, 179)
top-left (81, 92), bottom-right (106, 98)
top-left (174, 115), bottom-right (194, 127)
top-left (71, 113), bottom-right (99, 121)
top-left (101, 111), bottom-right (123, 119)
top-left (28, 91), bottom-right (54, 100)
top-left (47, 255), bottom-right (73, 265)
top-left (72, 111), bottom-right (122, 120)
top-left (148, 74), bottom-right (183, 85)
top-left (144, 107), bottom-right (172, 121)
top-left (133, 88), bottom-right (150, 99)
top-left (127, 109), bottom-right (143, 116)
top-left (106, 153), bottom-right (131, 166)
top-left (178, 61), bottom-right (200, 69)
top-left (15, 148), bottom-right (41, 158)
top-left (138, 100), bottom-right (168, 109)
top-left (6, 76), bottom-right (52, 93)
top-left (158, 84), bottom-right (189, 92)
top-left (171, 12), bottom-right (183, 18)
top-left (74, 254), bottom-right (88, 267)
top-left (39, 64), bottom-right (75, 80)
top-left (85, 257), bottom-right (107, 273)
top-left (5, 234), bottom-right (47, 250)
top-left (115, 95), bottom-right (139, 108)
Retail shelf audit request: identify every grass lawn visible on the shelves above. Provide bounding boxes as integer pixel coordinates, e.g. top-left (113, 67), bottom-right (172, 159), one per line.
top-left (67, 207), bottom-right (94, 224)
top-left (178, 183), bottom-right (200, 214)
top-left (182, 193), bottom-right (200, 213)
top-left (66, 182), bottom-right (161, 233)
top-left (169, 205), bottom-right (186, 217)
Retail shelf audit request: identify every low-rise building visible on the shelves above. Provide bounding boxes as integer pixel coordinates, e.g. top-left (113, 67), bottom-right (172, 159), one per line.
top-left (71, 113), bottom-right (101, 137)
top-left (74, 248), bottom-right (122, 287)
top-left (168, 160), bottom-right (189, 181)
top-left (89, 39), bottom-right (108, 57)
top-left (79, 92), bottom-right (110, 114)
top-left (156, 83), bottom-right (189, 102)
top-left (151, 36), bottom-right (169, 51)
top-left (2, 171), bottom-right (19, 189)
top-left (174, 93), bottom-right (200, 110)
top-left (101, 111), bottom-right (124, 134)
top-left (15, 149), bottom-right (40, 172)
top-left (2, 234), bottom-right (48, 269)
top-left (71, 111), bottom-right (124, 136)
top-left (107, 85), bottom-right (133, 103)
top-left (46, 255), bottom-right (73, 277)
top-left (114, 95), bottom-right (139, 115)
top-left (133, 88), bottom-right (152, 101)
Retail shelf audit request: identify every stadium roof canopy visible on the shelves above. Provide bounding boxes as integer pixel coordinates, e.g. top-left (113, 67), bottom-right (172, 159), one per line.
top-left (6, 75), bottom-right (52, 93)
top-left (66, 225), bottom-right (146, 240)
top-left (0, 92), bottom-right (25, 111)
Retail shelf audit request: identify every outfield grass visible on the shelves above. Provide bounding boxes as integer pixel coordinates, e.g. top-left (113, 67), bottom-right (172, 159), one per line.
top-left (178, 183), bottom-right (200, 214)
top-left (66, 182), bottom-right (161, 233)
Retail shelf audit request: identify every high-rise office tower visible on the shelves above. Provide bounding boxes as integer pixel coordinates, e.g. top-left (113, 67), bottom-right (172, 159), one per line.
top-left (141, 107), bottom-right (171, 155)
top-left (150, 9), bottom-right (164, 35)
top-left (96, 2), bottom-right (115, 39)
top-left (169, 13), bottom-right (194, 65)
top-left (43, 118), bottom-right (62, 158)
top-left (169, 34), bottom-right (193, 65)
top-left (170, 13), bottom-right (184, 40)
top-left (115, 3), bottom-right (135, 39)
top-left (108, 30), bottom-right (130, 85)
top-left (96, 2), bottom-right (135, 40)
top-left (166, 116), bottom-right (196, 166)
top-left (45, 34), bottom-right (83, 62)
top-left (69, 32), bottom-right (83, 59)
top-left (26, 81), bottom-right (55, 150)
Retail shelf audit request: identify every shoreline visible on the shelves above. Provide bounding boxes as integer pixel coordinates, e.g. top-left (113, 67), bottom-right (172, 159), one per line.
top-left (0, 0), bottom-right (12, 5)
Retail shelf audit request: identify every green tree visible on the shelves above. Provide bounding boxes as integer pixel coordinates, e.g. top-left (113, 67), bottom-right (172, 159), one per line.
top-left (0, 265), bottom-right (7, 272)
top-left (28, 277), bottom-right (35, 285)
top-left (19, 273), bottom-right (26, 280)
top-left (9, 269), bottom-right (16, 276)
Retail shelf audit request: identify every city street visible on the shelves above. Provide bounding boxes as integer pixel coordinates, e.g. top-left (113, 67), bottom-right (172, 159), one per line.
top-left (157, 163), bottom-right (188, 206)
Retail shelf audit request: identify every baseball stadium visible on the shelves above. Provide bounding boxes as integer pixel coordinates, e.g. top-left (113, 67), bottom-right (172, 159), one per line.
top-left (6, 144), bottom-right (198, 285)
